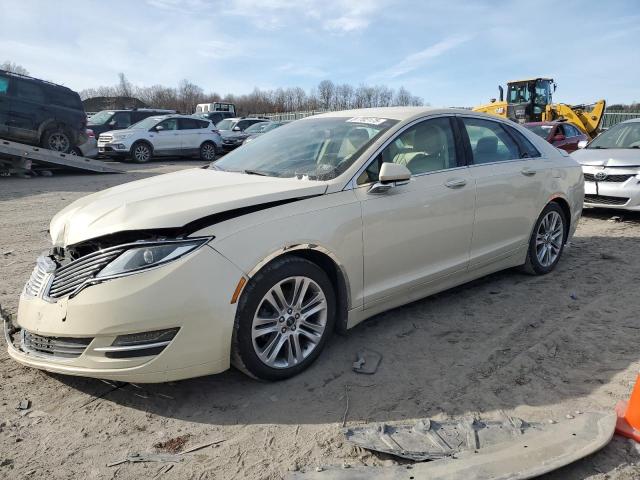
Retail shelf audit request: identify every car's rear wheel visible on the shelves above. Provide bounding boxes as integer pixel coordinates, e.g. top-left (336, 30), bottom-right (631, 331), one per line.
top-left (131, 142), bottom-right (152, 163)
top-left (199, 141), bottom-right (217, 161)
top-left (70, 147), bottom-right (82, 156)
top-left (232, 256), bottom-right (336, 380)
top-left (522, 202), bottom-right (567, 275)
top-left (42, 129), bottom-right (72, 153)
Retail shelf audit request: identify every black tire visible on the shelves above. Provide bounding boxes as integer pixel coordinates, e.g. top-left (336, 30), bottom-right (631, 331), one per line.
top-left (199, 141), bottom-right (217, 161)
top-left (231, 256), bottom-right (336, 381)
top-left (522, 202), bottom-right (567, 275)
top-left (70, 147), bottom-right (82, 156)
top-left (130, 141), bottom-right (152, 163)
top-left (41, 128), bottom-right (72, 154)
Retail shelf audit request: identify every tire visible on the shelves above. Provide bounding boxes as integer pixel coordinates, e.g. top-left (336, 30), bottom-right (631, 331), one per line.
top-left (70, 147), bottom-right (82, 156)
top-left (199, 141), bottom-right (217, 161)
top-left (522, 202), bottom-right (567, 275)
top-left (130, 142), bottom-right (152, 163)
top-left (41, 129), bottom-right (72, 154)
top-left (231, 256), bottom-right (336, 381)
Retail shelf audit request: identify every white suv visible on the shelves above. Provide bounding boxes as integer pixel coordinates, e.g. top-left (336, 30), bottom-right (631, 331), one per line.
top-left (98, 114), bottom-right (222, 163)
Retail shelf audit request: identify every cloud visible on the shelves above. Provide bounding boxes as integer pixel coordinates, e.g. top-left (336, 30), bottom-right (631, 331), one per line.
top-left (197, 40), bottom-right (239, 59)
top-left (277, 63), bottom-right (327, 77)
top-left (376, 35), bottom-right (472, 79)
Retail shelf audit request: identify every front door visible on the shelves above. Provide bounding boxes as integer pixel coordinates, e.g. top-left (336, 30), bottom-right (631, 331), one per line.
top-left (153, 118), bottom-right (180, 154)
top-left (6, 78), bottom-right (44, 144)
top-left (354, 116), bottom-right (476, 308)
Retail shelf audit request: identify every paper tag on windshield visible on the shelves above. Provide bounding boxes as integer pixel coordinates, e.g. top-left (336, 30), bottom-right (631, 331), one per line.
top-left (346, 117), bottom-right (388, 126)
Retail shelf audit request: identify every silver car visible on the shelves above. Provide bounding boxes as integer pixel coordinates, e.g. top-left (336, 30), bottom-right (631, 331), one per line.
top-left (572, 118), bottom-right (640, 210)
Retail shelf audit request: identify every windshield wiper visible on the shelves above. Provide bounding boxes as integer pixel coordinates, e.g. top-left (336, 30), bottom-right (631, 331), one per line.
top-left (592, 146), bottom-right (608, 149)
top-left (243, 169), bottom-right (270, 176)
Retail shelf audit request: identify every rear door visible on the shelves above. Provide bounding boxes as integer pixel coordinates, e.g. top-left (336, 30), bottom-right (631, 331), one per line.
top-left (177, 118), bottom-right (203, 154)
top-left (460, 115), bottom-right (544, 268)
top-left (6, 78), bottom-right (45, 143)
top-left (355, 115), bottom-right (476, 308)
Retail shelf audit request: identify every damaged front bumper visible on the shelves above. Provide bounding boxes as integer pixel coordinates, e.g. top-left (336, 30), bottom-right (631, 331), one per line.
top-left (7, 246), bottom-right (243, 383)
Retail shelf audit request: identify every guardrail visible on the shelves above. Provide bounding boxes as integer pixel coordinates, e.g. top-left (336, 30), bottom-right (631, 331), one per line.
top-left (602, 111), bottom-right (640, 129)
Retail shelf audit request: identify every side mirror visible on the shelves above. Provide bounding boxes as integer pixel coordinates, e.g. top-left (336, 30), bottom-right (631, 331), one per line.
top-left (232, 126), bottom-right (241, 132)
top-left (108, 120), bottom-right (117, 127)
top-left (369, 163), bottom-right (411, 194)
top-left (552, 134), bottom-right (566, 142)
top-left (154, 125), bottom-right (165, 132)
top-left (577, 140), bottom-right (588, 149)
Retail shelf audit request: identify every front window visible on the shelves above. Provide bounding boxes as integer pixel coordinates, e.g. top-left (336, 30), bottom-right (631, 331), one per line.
top-left (89, 111), bottom-right (115, 125)
top-left (212, 116), bottom-right (398, 180)
top-left (245, 122), bottom-right (271, 134)
top-left (588, 122), bottom-right (640, 149)
top-left (128, 116), bottom-right (166, 130)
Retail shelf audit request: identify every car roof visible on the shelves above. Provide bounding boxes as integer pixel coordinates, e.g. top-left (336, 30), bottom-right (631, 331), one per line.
top-left (312, 107), bottom-right (490, 123)
top-left (524, 121), bottom-right (559, 127)
top-left (621, 117), bottom-right (640, 124)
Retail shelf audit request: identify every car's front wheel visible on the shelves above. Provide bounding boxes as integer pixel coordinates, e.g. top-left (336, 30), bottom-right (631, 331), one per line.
top-left (130, 142), bottom-right (152, 163)
top-left (523, 202), bottom-right (567, 275)
top-left (199, 141), bottom-right (217, 161)
top-left (232, 256), bottom-right (336, 380)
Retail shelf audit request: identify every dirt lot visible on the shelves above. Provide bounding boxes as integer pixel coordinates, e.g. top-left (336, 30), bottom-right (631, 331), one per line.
top-left (2, 161), bottom-right (640, 479)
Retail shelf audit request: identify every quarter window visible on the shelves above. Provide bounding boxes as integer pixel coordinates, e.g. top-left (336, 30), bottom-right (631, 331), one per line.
top-left (461, 117), bottom-right (520, 164)
top-left (503, 124), bottom-right (541, 158)
top-left (358, 117), bottom-right (459, 184)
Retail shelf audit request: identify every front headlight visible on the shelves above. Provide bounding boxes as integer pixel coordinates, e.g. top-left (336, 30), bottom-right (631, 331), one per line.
top-left (96, 239), bottom-right (208, 278)
top-left (111, 133), bottom-right (132, 141)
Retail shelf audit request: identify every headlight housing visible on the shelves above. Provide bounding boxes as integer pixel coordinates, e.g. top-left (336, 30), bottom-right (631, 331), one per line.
top-left (111, 133), bottom-right (132, 141)
top-left (96, 238), bottom-right (208, 279)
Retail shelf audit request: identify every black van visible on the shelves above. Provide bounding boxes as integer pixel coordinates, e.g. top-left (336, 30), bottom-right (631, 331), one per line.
top-left (87, 108), bottom-right (176, 137)
top-left (0, 70), bottom-right (87, 153)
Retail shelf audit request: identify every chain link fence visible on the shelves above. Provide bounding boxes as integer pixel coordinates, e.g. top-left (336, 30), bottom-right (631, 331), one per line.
top-left (602, 111), bottom-right (640, 129)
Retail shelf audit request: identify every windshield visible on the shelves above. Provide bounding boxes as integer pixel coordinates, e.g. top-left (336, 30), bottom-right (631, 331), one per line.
top-left (589, 122), bottom-right (640, 149)
top-left (128, 116), bottom-right (165, 130)
top-left (507, 83), bottom-right (531, 104)
top-left (217, 119), bottom-right (235, 130)
top-left (525, 124), bottom-right (553, 139)
top-left (88, 111), bottom-right (114, 125)
top-left (245, 122), bottom-right (272, 134)
top-left (211, 116), bottom-right (398, 180)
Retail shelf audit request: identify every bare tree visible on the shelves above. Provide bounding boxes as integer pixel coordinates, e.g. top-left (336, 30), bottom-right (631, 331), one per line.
top-left (177, 79), bottom-right (204, 113)
top-left (1, 61), bottom-right (29, 75)
top-left (317, 80), bottom-right (335, 110)
top-left (116, 73), bottom-right (133, 97)
top-left (394, 86), bottom-right (412, 106)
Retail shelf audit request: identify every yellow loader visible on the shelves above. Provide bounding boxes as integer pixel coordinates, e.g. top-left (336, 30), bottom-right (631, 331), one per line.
top-left (473, 78), bottom-right (606, 138)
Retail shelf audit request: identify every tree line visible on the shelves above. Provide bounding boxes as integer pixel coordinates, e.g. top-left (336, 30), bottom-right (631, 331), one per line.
top-left (78, 74), bottom-right (425, 115)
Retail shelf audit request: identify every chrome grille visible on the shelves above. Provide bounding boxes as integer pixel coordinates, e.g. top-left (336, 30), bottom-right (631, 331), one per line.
top-left (583, 173), bottom-right (636, 183)
top-left (48, 248), bottom-right (124, 299)
top-left (98, 135), bottom-right (113, 145)
top-left (22, 330), bottom-right (92, 359)
top-left (24, 256), bottom-right (56, 298)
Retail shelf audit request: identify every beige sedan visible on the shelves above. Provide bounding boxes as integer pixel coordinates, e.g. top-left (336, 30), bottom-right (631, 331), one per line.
top-left (7, 107), bottom-right (584, 382)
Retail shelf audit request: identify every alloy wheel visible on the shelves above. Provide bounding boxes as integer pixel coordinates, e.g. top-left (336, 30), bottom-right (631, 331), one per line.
top-left (251, 276), bottom-right (328, 369)
top-left (201, 143), bottom-right (216, 161)
top-left (535, 211), bottom-right (564, 267)
top-left (133, 144), bottom-right (150, 162)
top-left (48, 133), bottom-right (70, 152)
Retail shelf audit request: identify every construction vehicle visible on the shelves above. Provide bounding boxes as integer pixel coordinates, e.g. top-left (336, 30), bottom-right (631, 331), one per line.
top-left (473, 78), bottom-right (606, 138)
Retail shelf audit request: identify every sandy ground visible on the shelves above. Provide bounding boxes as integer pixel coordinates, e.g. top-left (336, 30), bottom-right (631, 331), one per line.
top-left (2, 160), bottom-right (640, 479)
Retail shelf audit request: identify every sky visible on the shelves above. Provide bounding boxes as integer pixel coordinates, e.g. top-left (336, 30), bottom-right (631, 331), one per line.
top-left (1, 0), bottom-right (639, 106)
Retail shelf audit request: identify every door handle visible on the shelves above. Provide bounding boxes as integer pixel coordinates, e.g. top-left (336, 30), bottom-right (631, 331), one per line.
top-left (521, 167), bottom-right (537, 176)
top-left (444, 178), bottom-right (467, 188)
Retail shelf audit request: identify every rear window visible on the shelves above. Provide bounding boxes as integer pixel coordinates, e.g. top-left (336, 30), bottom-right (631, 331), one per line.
top-left (48, 88), bottom-right (82, 110)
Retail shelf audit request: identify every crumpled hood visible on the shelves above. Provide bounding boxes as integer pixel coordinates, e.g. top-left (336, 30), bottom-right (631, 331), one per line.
top-left (571, 148), bottom-right (640, 167)
top-left (50, 169), bottom-right (328, 247)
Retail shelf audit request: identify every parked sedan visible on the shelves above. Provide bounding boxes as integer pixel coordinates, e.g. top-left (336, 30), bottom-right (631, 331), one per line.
top-left (7, 107), bottom-right (583, 383)
top-left (572, 118), bottom-right (640, 209)
top-left (524, 121), bottom-right (590, 152)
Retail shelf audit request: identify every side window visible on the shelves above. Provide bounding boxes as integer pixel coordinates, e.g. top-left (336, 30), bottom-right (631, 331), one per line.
top-left (567, 125), bottom-right (579, 137)
top-left (0, 76), bottom-right (9, 95)
top-left (237, 120), bottom-right (252, 130)
top-left (461, 117), bottom-right (520, 164)
top-left (178, 118), bottom-right (200, 130)
top-left (48, 89), bottom-right (81, 109)
top-left (14, 79), bottom-right (45, 103)
top-left (197, 120), bottom-right (210, 129)
top-left (357, 117), bottom-right (459, 184)
top-left (503, 124), bottom-right (541, 158)
top-left (112, 112), bottom-right (131, 128)
top-left (157, 118), bottom-right (178, 130)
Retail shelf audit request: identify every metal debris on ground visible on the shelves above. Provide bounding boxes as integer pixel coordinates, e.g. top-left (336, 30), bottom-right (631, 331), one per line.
top-left (178, 439), bottom-right (225, 455)
top-left (106, 452), bottom-right (186, 468)
top-left (352, 349), bottom-right (382, 375)
top-left (290, 411), bottom-right (616, 480)
top-left (16, 400), bottom-right (31, 410)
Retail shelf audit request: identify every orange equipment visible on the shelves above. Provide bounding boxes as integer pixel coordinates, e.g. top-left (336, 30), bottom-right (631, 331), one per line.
top-left (615, 374), bottom-right (640, 442)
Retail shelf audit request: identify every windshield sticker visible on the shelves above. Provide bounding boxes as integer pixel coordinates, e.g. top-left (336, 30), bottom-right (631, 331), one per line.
top-left (346, 117), bottom-right (388, 126)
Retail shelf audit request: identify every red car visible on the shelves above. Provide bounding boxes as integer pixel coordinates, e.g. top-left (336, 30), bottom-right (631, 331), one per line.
top-left (524, 121), bottom-right (590, 152)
